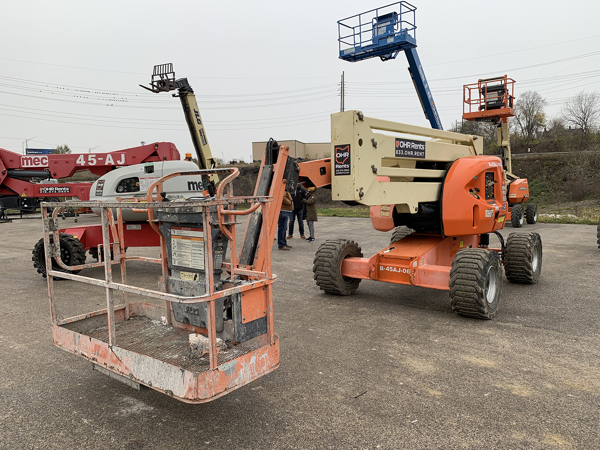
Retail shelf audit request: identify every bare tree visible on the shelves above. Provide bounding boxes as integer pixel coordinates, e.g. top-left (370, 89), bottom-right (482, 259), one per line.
top-left (514, 90), bottom-right (547, 140)
top-left (449, 120), bottom-right (496, 153)
top-left (561, 90), bottom-right (600, 134)
top-left (53, 144), bottom-right (71, 154)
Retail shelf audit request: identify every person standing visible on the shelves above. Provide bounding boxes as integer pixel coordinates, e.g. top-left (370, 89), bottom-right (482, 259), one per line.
top-left (278, 186), bottom-right (294, 250)
top-left (302, 187), bottom-right (318, 242)
top-left (288, 184), bottom-right (306, 240)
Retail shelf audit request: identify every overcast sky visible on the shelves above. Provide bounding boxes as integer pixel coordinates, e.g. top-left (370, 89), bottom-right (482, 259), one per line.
top-left (1, 0), bottom-right (599, 162)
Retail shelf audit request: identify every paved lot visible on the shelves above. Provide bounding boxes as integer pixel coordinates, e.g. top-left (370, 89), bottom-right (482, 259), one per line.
top-left (0, 214), bottom-right (599, 449)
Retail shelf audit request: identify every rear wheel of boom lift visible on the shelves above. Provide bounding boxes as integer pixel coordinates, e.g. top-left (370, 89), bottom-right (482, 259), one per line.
top-left (32, 233), bottom-right (86, 278)
top-left (511, 204), bottom-right (524, 228)
top-left (504, 232), bottom-right (542, 284)
top-left (313, 239), bottom-right (363, 295)
top-left (526, 203), bottom-right (538, 224)
top-left (389, 226), bottom-right (413, 245)
top-left (449, 249), bottom-right (503, 319)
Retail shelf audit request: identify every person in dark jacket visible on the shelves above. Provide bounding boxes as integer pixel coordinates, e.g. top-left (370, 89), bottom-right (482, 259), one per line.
top-left (288, 184), bottom-right (306, 239)
top-left (302, 187), bottom-right (318, 242)
top-left (278, 186), bottom-right (294, 250)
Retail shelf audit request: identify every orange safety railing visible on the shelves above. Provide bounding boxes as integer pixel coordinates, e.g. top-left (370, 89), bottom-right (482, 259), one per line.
top-left (463, 75), bottom-right (515, 122)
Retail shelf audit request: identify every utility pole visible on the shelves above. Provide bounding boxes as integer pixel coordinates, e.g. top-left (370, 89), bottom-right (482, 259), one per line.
top-left (22, 136), bottom-right (37, 154)
top-left (340, 71), bottom-right (345, 112)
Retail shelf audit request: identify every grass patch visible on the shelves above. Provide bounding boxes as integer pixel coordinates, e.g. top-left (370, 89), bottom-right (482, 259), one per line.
top-left (537, 216), bottom-right (598, 225)
top-left (318, 207), bottom-right (370, 218)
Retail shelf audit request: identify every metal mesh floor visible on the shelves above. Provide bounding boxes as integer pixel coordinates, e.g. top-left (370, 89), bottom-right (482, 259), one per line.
top-left (83, 316), bottom-right (253, 373)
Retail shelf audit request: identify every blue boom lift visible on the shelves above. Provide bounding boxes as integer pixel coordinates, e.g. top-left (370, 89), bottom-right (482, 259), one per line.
top-left (337, 1), bottom-right (443, 130)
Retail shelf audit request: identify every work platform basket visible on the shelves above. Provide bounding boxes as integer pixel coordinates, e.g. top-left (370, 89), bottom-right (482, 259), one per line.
top-left (338, 1), bottom-right (417, 62)
top-left (41, 168), bottom-right (280, 403)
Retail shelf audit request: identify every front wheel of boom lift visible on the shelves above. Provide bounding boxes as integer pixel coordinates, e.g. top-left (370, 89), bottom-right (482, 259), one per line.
top-left (511, 204), bottom-right (524, 228)
top-left (526, 203), bottom-right (538, 224)
top-left (32, 233), bottom-right (86, 278)
top-left (389, 226), bottom-right (413, 245)
top-left (449, 249), bottom-right (503, 320)
top-left (313, 239), bottom-right (363, 295)
top-left (504, 232), bottom-right (542, 284)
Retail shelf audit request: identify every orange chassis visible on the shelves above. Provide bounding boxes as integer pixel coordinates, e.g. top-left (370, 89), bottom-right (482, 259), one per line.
top-left (313, 155), bottom-right (508, 292)
top-left (342, 233), bottom-right (499, 290)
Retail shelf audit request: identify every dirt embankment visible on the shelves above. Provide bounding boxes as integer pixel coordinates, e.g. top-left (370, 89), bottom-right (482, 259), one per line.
top-left (512, 152), bottom-right (600, 205)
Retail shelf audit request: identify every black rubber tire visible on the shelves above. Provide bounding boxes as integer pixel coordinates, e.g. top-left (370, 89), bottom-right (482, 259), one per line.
top-left (449, 249), bottom-right (503, 320)
top-left (597, 219), bottom-right (599, 249)
top-left (313, 239), bottom-right (363, 296)
top-left (511, 204), bottom-right (524, 228)
top-left (390, 226), bottom-right (413, 245)
top-left (32, 233), bottom-right (86, 278)
top-left (504, 232), bottom-right (542, 284)
top-left (526, 203), bottom-right (538, 224)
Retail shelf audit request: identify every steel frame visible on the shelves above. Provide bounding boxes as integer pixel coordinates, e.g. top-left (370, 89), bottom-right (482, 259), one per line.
top-left (42, 168), bottom-right (280, 403)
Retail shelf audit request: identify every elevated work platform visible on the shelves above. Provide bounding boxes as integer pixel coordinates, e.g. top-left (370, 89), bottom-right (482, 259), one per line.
top-left (338, 2), bottom-right (417, 62)
top-left (463, 76), bottom-right (516, 122)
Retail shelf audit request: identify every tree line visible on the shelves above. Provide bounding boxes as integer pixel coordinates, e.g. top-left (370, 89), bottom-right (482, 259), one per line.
top-left (450, 90), bottom-right (600, 154)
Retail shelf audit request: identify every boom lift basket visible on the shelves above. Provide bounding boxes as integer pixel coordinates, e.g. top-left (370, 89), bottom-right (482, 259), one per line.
top-left (42, 167), bottom-right (280, 403)
top-left (463, 75), bottom-right (515, 122)
top-left (338, 1), bottom-right (417, 62)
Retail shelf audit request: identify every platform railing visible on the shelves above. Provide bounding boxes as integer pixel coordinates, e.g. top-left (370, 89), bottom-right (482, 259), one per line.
top-left (42, 187), bottom-right (276, 370)
top-left (338, 1), bottom-right (417, 55)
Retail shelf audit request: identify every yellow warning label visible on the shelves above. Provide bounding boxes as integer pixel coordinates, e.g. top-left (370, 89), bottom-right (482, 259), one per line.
top-left (459, 240), bottom-right (464, 248)
top-left (180, 271), bottom-right (200, 281)
top-left (497, 216), bottom-right (506, 223)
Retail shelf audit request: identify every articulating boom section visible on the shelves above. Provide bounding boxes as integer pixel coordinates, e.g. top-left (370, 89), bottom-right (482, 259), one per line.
top-left (331, 111), bottom-right (507, 236)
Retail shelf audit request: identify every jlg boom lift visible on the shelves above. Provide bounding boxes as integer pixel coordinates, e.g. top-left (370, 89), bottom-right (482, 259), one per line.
top-left (463, 75), bottom-right (538, 227)
top-left (299, 3), bottom-right (543, 319)
top-left (41, 66), bottom-right (298, 401)
top-left (41, 143), bottom-right (296, 403)
top-left (312, 111), bottom-right (543, 319)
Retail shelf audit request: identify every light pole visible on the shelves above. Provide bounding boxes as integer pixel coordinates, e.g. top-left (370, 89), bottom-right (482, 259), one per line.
top-left (22, 136), bottom-right (37, 154)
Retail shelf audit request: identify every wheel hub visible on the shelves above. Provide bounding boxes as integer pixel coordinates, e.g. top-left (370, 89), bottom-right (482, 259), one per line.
top-left (532, 244), bottom-right (540, 272)
top-left (485, 265), bottom-right (497, 305)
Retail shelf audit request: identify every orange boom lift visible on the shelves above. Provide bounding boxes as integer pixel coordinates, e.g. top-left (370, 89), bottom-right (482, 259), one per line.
top-left (303, 111), bottom-right (542, 319)
top-left (463, 75), bottom-right (538, 227)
